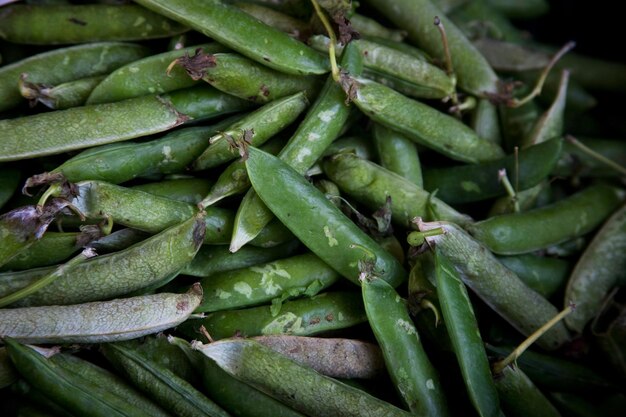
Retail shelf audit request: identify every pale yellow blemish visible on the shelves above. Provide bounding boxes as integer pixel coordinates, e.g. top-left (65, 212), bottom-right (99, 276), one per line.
top-left (426, 379), bottom-right (435, 390)
top-left (133, 16), bottom-right (146, 27)
top-left (234, 282), bottom-right (253, 298)
top-left (318, 110), bottom-right (334, 123)
top-left (323, 226), bottom-right (338, 247)
top-left (216, 289), bottom-right (231, 300)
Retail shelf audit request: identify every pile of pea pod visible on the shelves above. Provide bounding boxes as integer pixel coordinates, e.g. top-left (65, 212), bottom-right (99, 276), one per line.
top-left (1, 0), bottom-right (626, 416)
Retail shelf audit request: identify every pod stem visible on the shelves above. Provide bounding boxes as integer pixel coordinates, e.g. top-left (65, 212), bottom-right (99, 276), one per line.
top-left (434, 16), bottom-right (459, 110)
top-left (311, 0), bottom-right (340, 82)
top-left (420, 299), bottom-right (441, 326)
top-left (565, 135), bottom-right (626, 176)
top-left (498, 169), bottom-right (520, 213)
top-left (407, 228), bottom-right (445, 247)
top-left (492, 304), bottom-right (574, 374)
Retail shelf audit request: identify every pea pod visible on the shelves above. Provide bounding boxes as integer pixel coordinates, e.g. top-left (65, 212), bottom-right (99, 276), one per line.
top-left (497, 254), bottom-right (570, 298)
top-left (246, 147), bottom-right (406, 287)
top-left (132, 178), bottom-right (213, 205)
top-left (134, 0), bottom-right (329, 75)
top-left (0, 284), bottom-right (203, 344)
top-left (194, 339), bottom-right (412, 417)
top-left (372, 123), bottom-right (423, 187)
top-left (350, 13), bottom-right (406, 41)
top-left (485, 0), bottom-right (549, 18)
top-left (20, 75), bottom-right (105, 110)
top-left (235, 2), bottom-right (310, 38)
top-left (493, 365), bottom-right (561, 417)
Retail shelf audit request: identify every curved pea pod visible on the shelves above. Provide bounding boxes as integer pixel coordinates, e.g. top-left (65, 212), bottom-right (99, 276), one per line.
top-left (322, 152), bottom-right (473, 228)
top-left (197, 253), bottom-right (339, 313)
top-left (1, 231), bottom-right (84, 272)
top-left (246, 147), bottom-right (406, 287)
top-left (0, 167), bottom-right (20, 210)
top-left (351, 77), bottom-right (505, 163)
top-left (449, 0), bottom-right (526, 43)
top-left (373, 123), bottom-right (423, 187)
top-left (0, 284), bottom-right (202, 344)
top-left (415, 219), bottom-right (570, 350)
top-left (0, 42), bottom-right (149, 112)
top-left (4, 339), bottom-right (171, 417)
top-left (493, 365), bottom-right (561, 417)
top-left (554, 137), bottom-right (626, 178)
top-left (19, 75), bottom-right (105, 110)
top-left (132, 178), bottom-right (213, 205)
top-left (433, 248), bottom-right (500, 417)
top-left (422, 137), bottom-right (563, 204)
top-left (8, 214), bottom-right (205, 307)
top-left (87, 43), bottom-right (228, 104)
top-left (362, 276), bottom-right (449, 416)
top-left (235, 2), bottom-right (310, 38)
top-left (193, 92), bottom-right (308, 170)
top-left (0, 4), bottom-right (188, 44)
top-left (468, 185), bottom-right (625, 255)
top-left (179, 291), bottom-right (366, 341)
top-left (472, 98), bottom-right (502, 144)
top-left (194, 339), bottom-right (412, 417)
top-left (472, 38), bottom-right (550, 72)
top-left (564, 204), bottom-right (626, 333)
top-left (0, 347), bottom-right (17, 389)
top-left (0, 86), bottom-right (249, 162)
top-left (497, 254), bottom-right (570, 298)
top-left (364, 0), bottom-right (499, 95)
top-left (350, 13), bottom-right (406, 41)
top-left (102, 343), bottom-right (230, 417)
top-left (134, 0), bottom-right (328, 75)
top-left (556, 51), bottom-right (626, 93)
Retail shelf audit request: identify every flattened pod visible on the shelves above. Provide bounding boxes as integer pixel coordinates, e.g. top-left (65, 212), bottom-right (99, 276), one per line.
top-left (0, 284), bottom-right (203, 344)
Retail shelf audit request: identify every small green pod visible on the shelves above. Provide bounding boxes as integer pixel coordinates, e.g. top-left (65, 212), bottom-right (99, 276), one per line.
top-left (322, 152), bottom-right (473, 228)
top-left (194, 339), bottom-right (412, 417)
top-left (1, 232), bottom-right (83, 272)
top-left (472, 39), bottom-right (550, 72)
top-left (0, 167), bottom-right (20, 210)
top-left (197, 253), bottom-right (340, 313)
top-left (497, 254), bottom-right (570, 298)
top-left (468, 185), bottom-right (625, 255)
top-left (193, 92), bottom-right (308, 170)
top-left (493, 366), bottom-right (561, 417)
top-left (0, 284), bottom-right (203, 344)
top-left (0, 42), bottom-right (149, 112)
top-left (134, 0), bottom-right (329, 75)
top-left (179, 291), bottom-right (366, 341)
top-left (132, 178), bottom-right (213, 205)
top-left (350, 13), bottom-right (407, 41)
top-left (20, 75), bottom-right (105, 110)
top-left (351, 77), bottom-right (505, 163)
top-left (235, 2), bottom-right (310, 38)
top-left (362, 276), bottom-right (449, 416)
top-left (0, 4), bottom-right (188, 44)
top-left (246, 147), bottom-right (406, 287)
top-left (472, 98), bottom-right (502, 144)
top-left (422, 137), bottom-right (563, 204)
top-left (449, 0), bottom-right (526, 43)
top-left (372, 123), bottom-right (423, 187)
top-left (554, 137), bottom-right (626, 178)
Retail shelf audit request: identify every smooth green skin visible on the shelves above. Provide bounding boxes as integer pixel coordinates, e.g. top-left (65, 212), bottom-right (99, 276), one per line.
top-left (433, 249), bottom-right (500, 417)
top-left (89, 228), bottom-right (150, 254)
top-left (196, 339), bottom-right (412, 417)
top-left (350, 14), bottom-right (407, 42)
top-left (0, 42), bottom-right (149, 112)
top-left (0, 4), bottom-right (188, 44)
top-left (235, 2), bottom-right (310, 36)
top-left (197, 253), bottom-right (340, 313)
top-left (87, 43), bottom-right (228, 105)
top-left (0, 347), bottom-right (17, 389)
top-left (11, 381), bottom-right (77, 417)
top-left (24, 75), bottom-right (105, 110)
top-left (373, 123), bottom-right (423, 187)
top-left (132, 178), bottom-right (213, 205)
top-left (9, 214), bottom-right (205, 307)
top-left (0, 266), bottom-right (55, 300)
top-left (179, 291), bottom-right (366, 340)
top-left (554, 137), bottom-right (626, 178)
top-left (4, 338), bottom-right (165, 417)
top-left (472, 98), bottom-right (502, 144)
top-left (471, 39), bottom-right (550, 72)
top-left (182, 240), bottom-right (300, 278)
top-left (422, 137), bottom-right (563, 204)
top-left (193, 92), bottom-right (308, 170)
top-left (486, 0), bottom-right (549, 18)
top-left (536, 72), bottom-right (597, 113)
top-left (497, 254), bottom-right (570, 298)
top-left (352, 78), bottom-right (505, 163)
top-left (418, 220), bottom-right (570, 350)
top-left (494, 366), bottom-right (561, 417)
top-left (246, 147), bottom-right (406, 287)
top-left (224, 0), bottom-right (313, 18)
top-left (122, 336), bottom-right (197, 383)
top-left (0, 286), bottom-right (202, 344)
top-left (229, 43), bottom-right (360, 251)
top-left (499, 97), bottom-right (541, 153)
top-left (322, 152), bottom-right (473, 228)
top-left (363, 278), bottom-right (449, 416)
top-left (555, 52), bottom-right (626, 93)
top-left (50, 352), bottom-right (173, 417)
top-left (160, 85), bottom-right (252, 120)
top-left (1, 232), bottom-right (80, 271)
top-left (364, 0), bottom-right (499, 95)
top-left (469, 185), bottom-right (625, 255)
top-left (134, 0), bottom-right (328, 75)
top-left (51, 117), bottom-right (242, 184)
top-left (102, 344), bottom-right (230, 417)
top-left (565, 204), bottom-right (626, 333)
top-left (0, 167), bottom-right (20, 210)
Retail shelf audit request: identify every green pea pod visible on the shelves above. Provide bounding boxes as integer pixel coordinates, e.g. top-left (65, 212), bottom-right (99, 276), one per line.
top-left (0, 4), bottom-right (188, 44)
top-left (0, 42), bottom-right (149, 112)
top-left (322, 152), bottom-right (473, 228)
top-left (88, 228), bottom-right (150, 254)
top-left (193, 92), bottom-right (308, 170)
top-left (449, 0), bottom-right (526, 43)
top-left (351, 77), bottom-right (505, 163)
top-left (246, 147), bottom-right (406, 287)
top-left (499, 96), bottom-right (542, 152)
top-left (471, 39), bottom-right (550, 72)
top-left (497, 254), bottom-right (570, 298)
top-left (472, 98), bottom-right (502, 144)
top-left (493, 365), bottom-right (561, 417)
top-left (433, 248), bottom-right (500, 417)
top-left (4, 339), bottom-right (170, 417)
top-left (415, 219), bottom-right (570, 350)
top-left (123, 335), bottom-right (198, 383)
top-left (0, 167), bottom-right (20, 210)
top-left (0, 86), bottom-right (249, 162)
top-left (365, 0), bottom-right (499, 95)
top-left (350, 13), bottom-right (406, 41)
top-left (0, 266), bottom-right (56, 301)
top-left (372, 123), bottom-right (423, 187)
top-left (362, 276), bottom-right (449, 416)
top-left (485, 0), bottom-right (549, 18)
top-left (422, 137), bottom-right (562, 204)
top-left (0, 284), bottom-right (202, 344)
top-left (235, 2), bottom-right (310, 37)
top-left (554, 137), bottom-right (626, 178)
top-left (20, 75), bottom-right (105, 110)
top-left (179, 291), bottom-right (366, 340)
top-left (132, 178), bottom-right (213, 205)
top-left (8, 214), bottom-right (205, 307)
top-left (134, 0), bottom-right (329, 75)
top-left (194, 339), bottom-right (412, 417)
top-left (197, 253), bottom-right (340, 313)
top-left (87, 43), bottom-right (228, 104)
top-left (102, 343), bottom-right (230, 417)
top-left (468, 185), bottom-right (625, 255)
